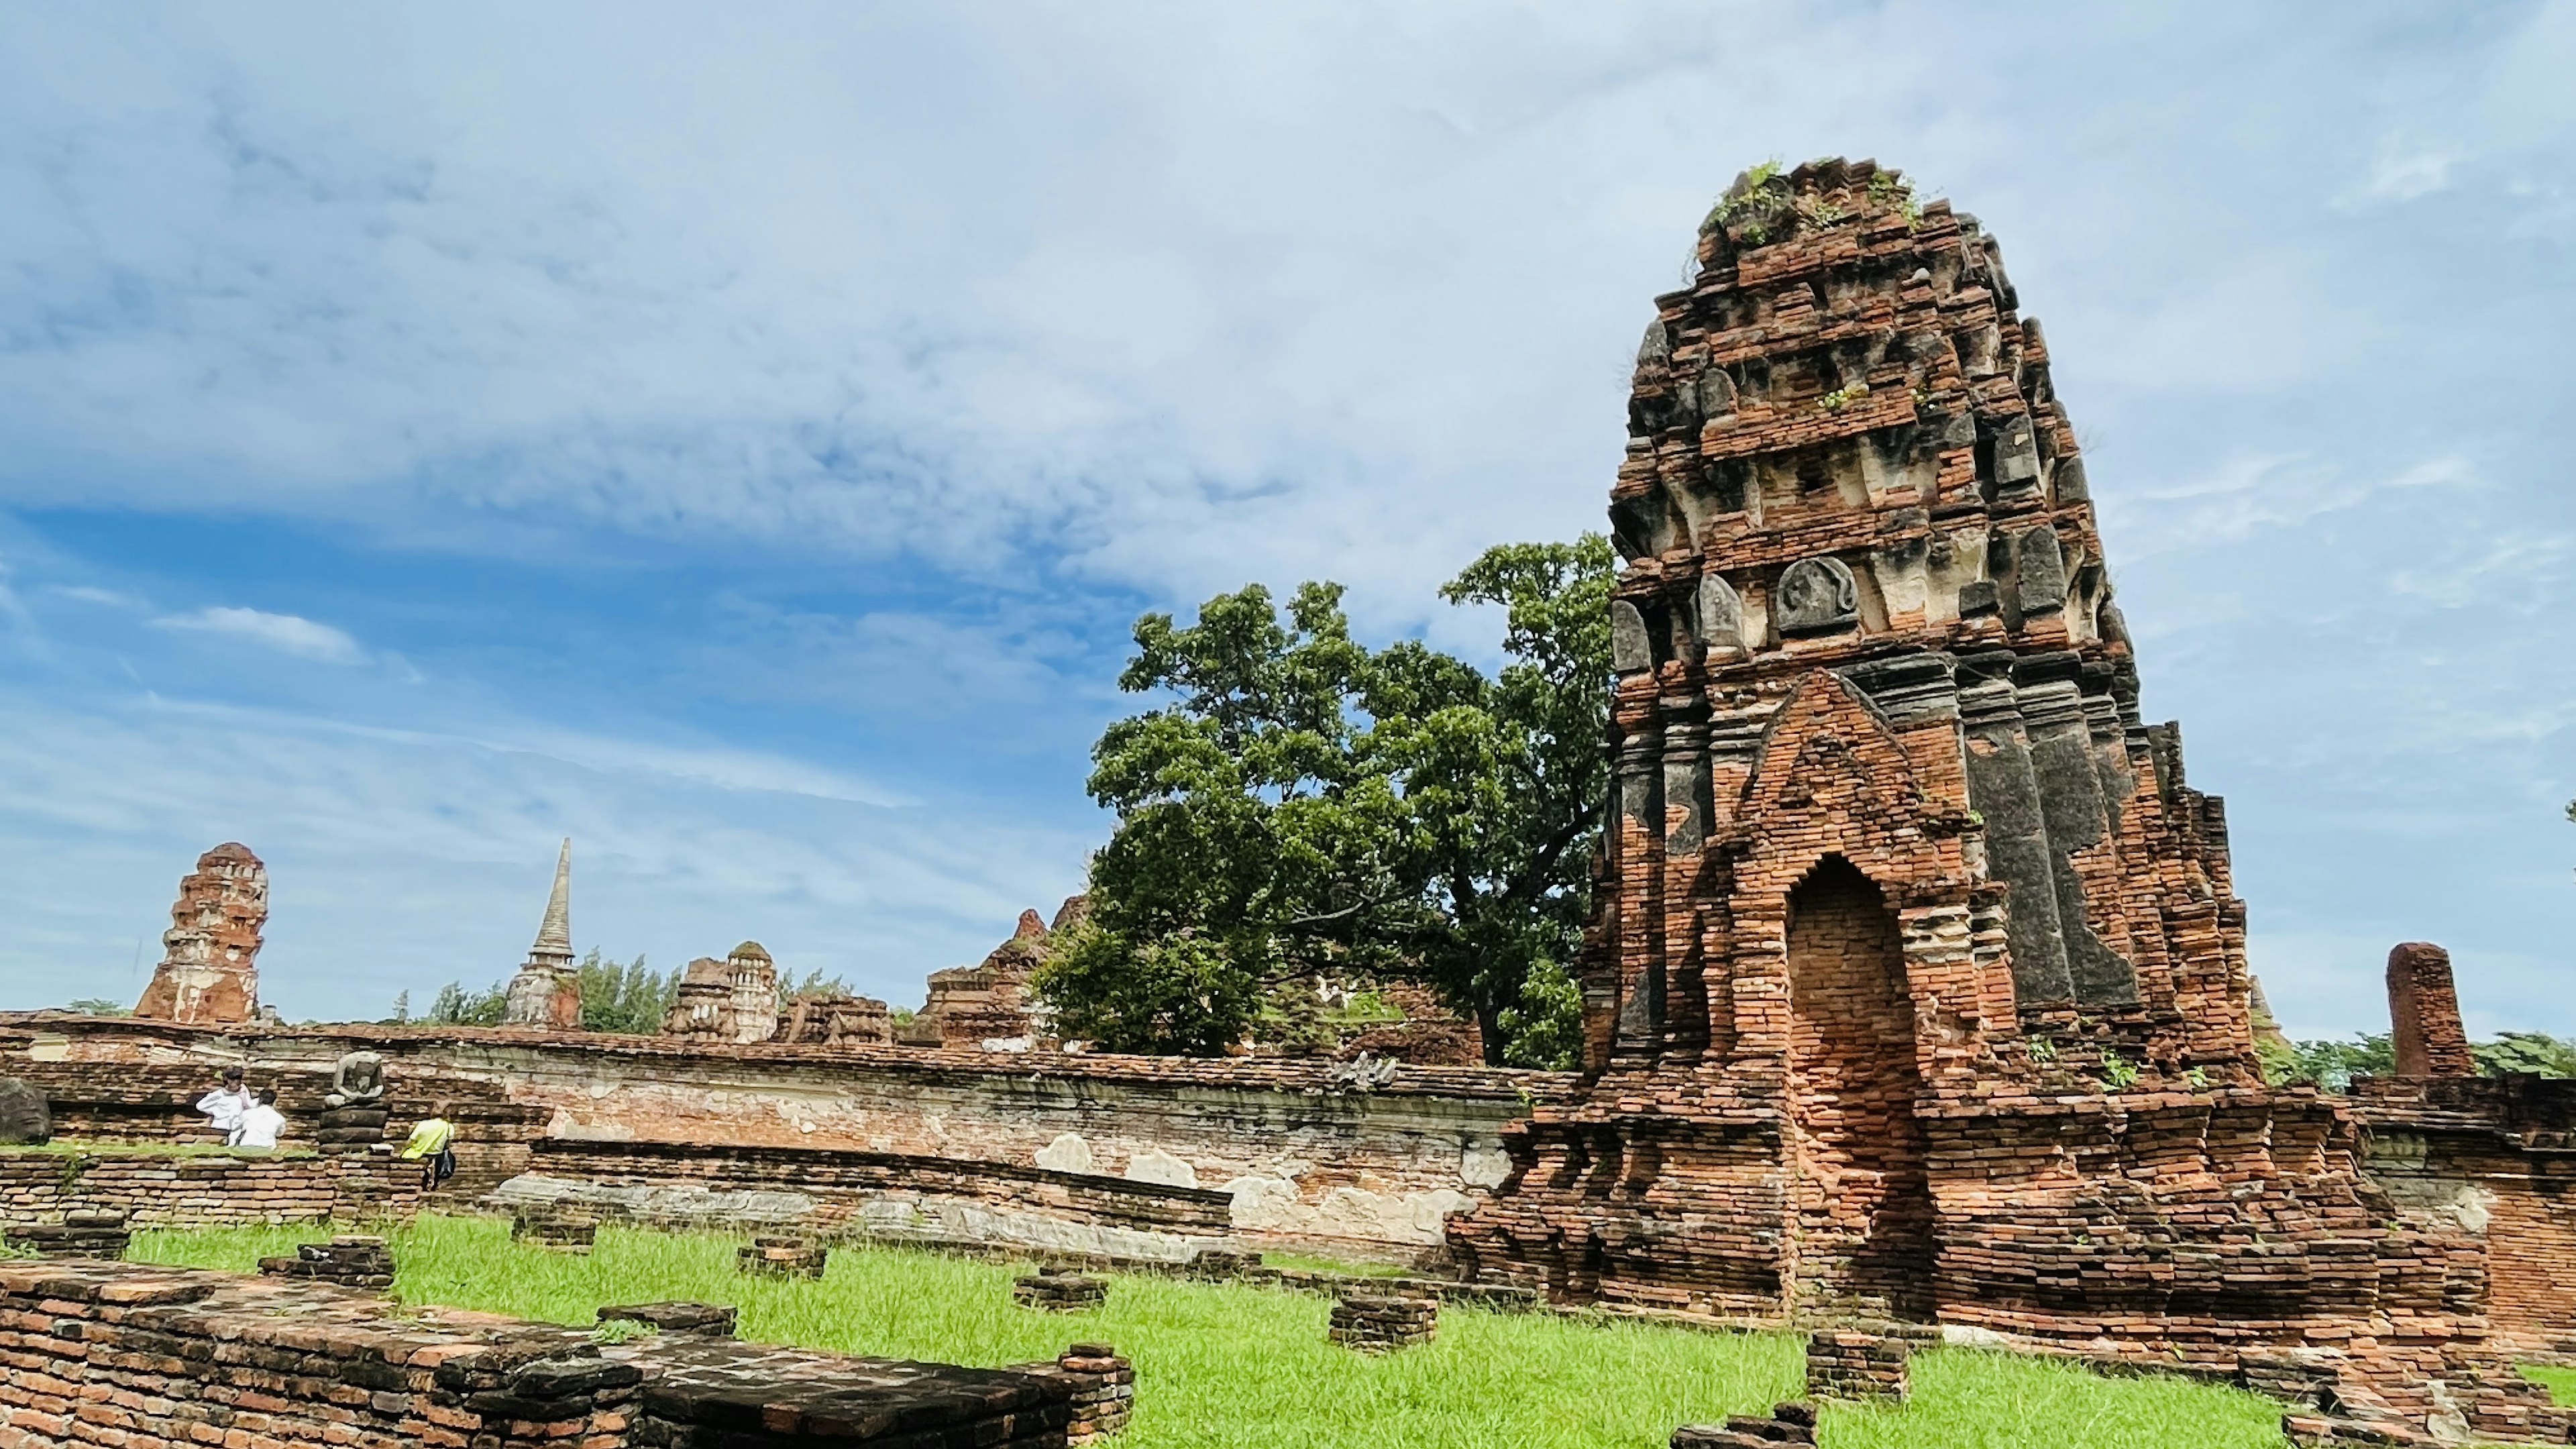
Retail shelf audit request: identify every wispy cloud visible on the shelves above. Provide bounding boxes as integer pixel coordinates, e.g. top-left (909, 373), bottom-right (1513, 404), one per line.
top-left (2104, 454), bottom-right (2475, 559)
top-left (1, 3), bottom-right (2573, 1041)
top-left (153, 606), bottom-right (366, 664)
top-left (50, 585), bottom-right (143, 608)
top-left (2342, 142), bottom-right (2461, 207)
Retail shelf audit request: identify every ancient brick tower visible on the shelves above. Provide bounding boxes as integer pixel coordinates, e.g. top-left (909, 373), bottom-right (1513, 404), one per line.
top-left (133, 843), bottom-right (267, 1024)
top-left (501, 839), bottom-right (584, 1030)
top-left (1450, 161), bottom-right (2453, 1349)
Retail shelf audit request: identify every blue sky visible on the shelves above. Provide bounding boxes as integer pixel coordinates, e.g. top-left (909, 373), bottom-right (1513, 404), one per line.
top-left (0, 3), bottom-right (2569, 1035)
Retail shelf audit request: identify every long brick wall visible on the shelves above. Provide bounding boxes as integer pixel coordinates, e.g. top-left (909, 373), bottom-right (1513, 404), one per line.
top-left (4, 1055), bottom-right (549, 1193)
top-left (2, 1014), bottom-right (1572, 1252)
top-left (0, 1258), bottom-right (1083, 1447)
top-left (0, 1148), bottom-right (423, 1226)
top-left (525, 1136), bottom-right (1238, 1233)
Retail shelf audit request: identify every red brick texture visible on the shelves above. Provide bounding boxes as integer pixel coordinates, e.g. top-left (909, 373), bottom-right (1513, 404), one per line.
top-left (0, 1257), bottom-right (1091, 1448)
top-left (1782, 859), bottom-right (1931, 1321)
top-left (1, 1014), bottom-right (1565, 1254)
top-left (2387, 942), bottom-right (2475, 1079)
top-left (0, 1148), bottom-right (422, 1227)
top-left (130, 843), bottom-right (265, 1026)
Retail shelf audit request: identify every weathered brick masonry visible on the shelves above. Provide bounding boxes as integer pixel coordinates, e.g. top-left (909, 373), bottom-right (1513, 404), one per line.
top-left (0, 1052), bottom-right (547, 1193)
top-left (1442, 158), bottom-right (2576, 1440)
top-left (0, 1148), bottom-right (421, 1227)
top-left (129, 843), bottom-right (265, 1026)
top-left (0, 1258), bottom-right (1092, 1448)
top-left (2, 1015), bottom-right (1566, 1252)
top-left (521, 1136), bottom-right (1238, 1235)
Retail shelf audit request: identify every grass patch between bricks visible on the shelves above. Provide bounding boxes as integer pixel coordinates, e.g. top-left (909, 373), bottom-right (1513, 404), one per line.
top-left (132, 1214), bottom-right (2292, 1448)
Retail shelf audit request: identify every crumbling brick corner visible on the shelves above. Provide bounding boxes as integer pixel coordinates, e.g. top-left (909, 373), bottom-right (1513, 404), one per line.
top-left (2387, 941), bottom-right (2474, 1079)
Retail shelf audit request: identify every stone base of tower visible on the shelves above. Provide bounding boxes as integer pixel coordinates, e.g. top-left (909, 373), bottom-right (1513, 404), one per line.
top-left (1449, 1083), bottom-right (2480, 1353)
top-left (1448, 1080), bottom-right (2576, 1441)
top-left (503, 963), bottom-right (583, 1030)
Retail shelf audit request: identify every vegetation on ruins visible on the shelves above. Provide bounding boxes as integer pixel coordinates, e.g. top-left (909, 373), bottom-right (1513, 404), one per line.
top-left (1035, 535), bottom-right (1613, 1067)
top-left (131, 1214), bottom-right (2307, 1448)
top-left (2259, 1029), bottom-right (2576, 1091)
top-left (428, 949), bottom-right (676, 1033)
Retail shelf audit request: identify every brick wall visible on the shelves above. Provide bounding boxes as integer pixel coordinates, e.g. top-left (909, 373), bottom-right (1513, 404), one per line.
top-left (0, 1148), bottom-right (424, 1226)
top-left (1782, 858), bottom-right (1931, 1320)
top-left (2353, 1074), bottom-right (2576, 1356)
top-left (526, 1136), bottom-right (1237, 1233)
top-left (3, 1014), bottom-right (1570, 1252)
top-left (0, 1258), bottom-right (1083, 1448)
top-left (7, 1055), bottom-right (550, 1193)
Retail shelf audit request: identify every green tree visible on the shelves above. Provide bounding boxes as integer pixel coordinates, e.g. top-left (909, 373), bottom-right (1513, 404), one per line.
top-left (2260, 1030), bottom-right (2576, 1089)
top-left (2261, 1034), bottom-right (2394, 1091)
top-left (2474, 1032), bottom-right (2576, 1079)
top-left (426, 979), bottom-right (507, 1026)
top-left (1036, 535), bottom-right (1612, 1067)
top-left (578, 951), bottom-right (678, 1034)
top-left (62, 998), bottom-right (131, 1016)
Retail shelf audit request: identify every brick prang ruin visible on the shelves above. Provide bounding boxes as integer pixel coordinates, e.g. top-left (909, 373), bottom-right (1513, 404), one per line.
top-left (1445, 160), bottom-right (2576, 1439)
top-left (133, 843), bottom-right (266, 1025)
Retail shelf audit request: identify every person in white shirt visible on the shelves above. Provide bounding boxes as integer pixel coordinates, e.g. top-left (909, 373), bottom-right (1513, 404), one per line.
top-left (233, 1088), bottom-right (287, 1152)
top-left (195, 1067), bottom-right (255, 1146)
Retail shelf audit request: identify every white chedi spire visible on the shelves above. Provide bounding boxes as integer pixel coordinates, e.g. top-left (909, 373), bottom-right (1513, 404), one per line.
top-left (529, 838), bottom-right (573, 966)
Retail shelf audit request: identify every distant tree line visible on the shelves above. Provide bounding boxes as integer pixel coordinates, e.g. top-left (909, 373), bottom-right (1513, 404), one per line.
top-left (417, 951), bottom-right (861, 1034)
top-left (2259, 1030), bottom-right (2576, 1092)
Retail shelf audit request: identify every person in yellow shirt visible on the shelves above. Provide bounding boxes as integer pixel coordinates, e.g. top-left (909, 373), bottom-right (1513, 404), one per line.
top-left (399, 1101), bottom-right (456, 1185)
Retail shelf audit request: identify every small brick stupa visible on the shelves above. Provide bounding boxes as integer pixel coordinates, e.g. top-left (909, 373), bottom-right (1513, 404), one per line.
top-left (500, 839), bottom-right (582, 1030)
top-left (1449, 160), bottom-right (2465, 1358)
top-left (133, 843), bottom-right (267, 1025)
top-left (663, 941), bottom-right (780, 1044)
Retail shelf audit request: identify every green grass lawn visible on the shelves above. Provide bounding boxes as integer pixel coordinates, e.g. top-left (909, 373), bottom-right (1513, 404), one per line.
top-left (2526, 1364), bottom-right (2576, 1407)
top-left (131, 1215), bottom-right (2293, 1448)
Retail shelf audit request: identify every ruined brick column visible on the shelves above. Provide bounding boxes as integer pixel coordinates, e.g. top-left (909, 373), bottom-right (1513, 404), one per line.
top-left (502, 839), bottom-right (583, 1030)
top-left (2386, 941), bottom-right (2473, 1079)
top-left (133, 843), bottom-right (266, 1024)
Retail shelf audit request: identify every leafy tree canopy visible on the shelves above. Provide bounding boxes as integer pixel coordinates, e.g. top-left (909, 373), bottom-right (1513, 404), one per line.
top-left (1034, 535), bottom-right (1613, 1067)
top-left (2261, 1029), bottom-right (2576, 1091)
top-left (425, 951), bottom-right (675, 1034)
top-left (578, 951), bottom-right (677, 1035)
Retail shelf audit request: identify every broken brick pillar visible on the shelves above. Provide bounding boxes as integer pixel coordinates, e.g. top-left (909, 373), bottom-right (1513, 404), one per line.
top-left (2387, 941), bottom-right (2473, 1079)
top-left (1804, 1328), bottom-right (1917, 1401)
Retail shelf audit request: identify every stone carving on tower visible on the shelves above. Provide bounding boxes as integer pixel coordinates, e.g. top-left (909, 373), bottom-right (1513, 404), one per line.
top-left (1450, 160), bottom-right (2469, 1357)
top-left (133, 843), bottom-right (268, 1025)
top-left (500, 839), bottom-right (583, 1030)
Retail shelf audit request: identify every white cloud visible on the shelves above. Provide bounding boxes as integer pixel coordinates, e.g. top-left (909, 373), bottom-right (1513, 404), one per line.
top-left (2102, 454), bottom-right (2475, 559)
top-left (50, 585), bottom-right (143, 608)
top-left (0, 683), bottom-right (1081, 1018)
top-left (2343, 144), bottom-right (2461, 207)
top-left (152, 606), bottom-right (366, 664)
